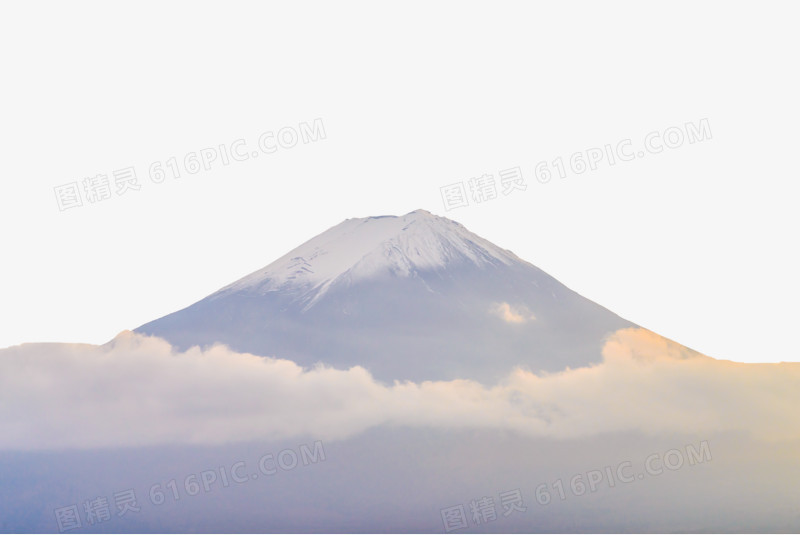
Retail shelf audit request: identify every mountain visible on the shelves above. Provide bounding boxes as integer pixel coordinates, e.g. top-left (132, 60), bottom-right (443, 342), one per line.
top-left (136, 209), bottom-right (634, 382)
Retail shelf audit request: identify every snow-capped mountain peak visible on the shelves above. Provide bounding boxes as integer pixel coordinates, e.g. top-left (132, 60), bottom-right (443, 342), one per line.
top-left (216, 209), bottom-right (519, 306)
top-left (138, 208), bottom-right (633, 382)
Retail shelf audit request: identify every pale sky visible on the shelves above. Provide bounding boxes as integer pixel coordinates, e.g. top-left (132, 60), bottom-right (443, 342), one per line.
top-left (0, 1), bottom-right (798, 364)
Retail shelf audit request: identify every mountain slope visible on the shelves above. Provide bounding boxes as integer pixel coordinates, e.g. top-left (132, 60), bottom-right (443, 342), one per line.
top-left (136, 209), bottom-right (634, 382)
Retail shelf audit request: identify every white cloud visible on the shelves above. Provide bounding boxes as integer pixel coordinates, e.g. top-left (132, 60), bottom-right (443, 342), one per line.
top-left (490, 302), bottom-right (535, 323)
top-left (0, 328), bottom-right (798, 450)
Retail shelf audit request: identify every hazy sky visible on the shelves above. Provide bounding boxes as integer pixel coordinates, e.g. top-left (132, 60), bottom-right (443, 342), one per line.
top-left (1, 1), bottom-right (798, 364)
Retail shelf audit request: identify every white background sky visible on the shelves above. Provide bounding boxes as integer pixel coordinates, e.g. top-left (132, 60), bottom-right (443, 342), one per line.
top-left (0, 1), bottom-right (797, 364)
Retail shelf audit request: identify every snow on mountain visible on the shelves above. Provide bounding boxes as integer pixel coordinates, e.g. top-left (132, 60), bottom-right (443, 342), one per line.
top-left (137, 209), bottom-right (635, 383)
top-left (215, 209), bottom-right (518, 309)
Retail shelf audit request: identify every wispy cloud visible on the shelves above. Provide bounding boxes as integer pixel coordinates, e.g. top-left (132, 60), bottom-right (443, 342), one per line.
top-left (490, 302), bottom-right (536, 323)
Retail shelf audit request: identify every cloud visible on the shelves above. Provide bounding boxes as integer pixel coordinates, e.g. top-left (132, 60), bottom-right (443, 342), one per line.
top-left (490, 302), bottom-right (536, 323)
top-left (0, 328), bottom-right (798, 450)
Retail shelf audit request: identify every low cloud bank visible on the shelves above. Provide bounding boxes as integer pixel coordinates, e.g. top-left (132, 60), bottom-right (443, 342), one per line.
top-left (0, 328), bottom-right (797, 449)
